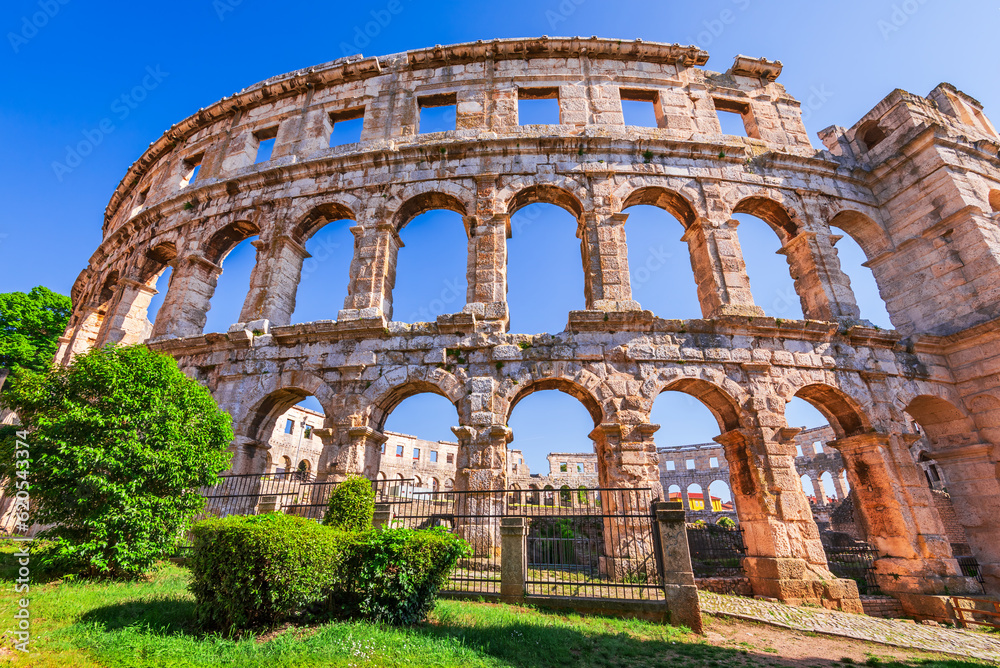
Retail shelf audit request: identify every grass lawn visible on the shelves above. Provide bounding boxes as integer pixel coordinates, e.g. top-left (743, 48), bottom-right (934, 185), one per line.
top-left (0, 552), bottom-right (995, 667)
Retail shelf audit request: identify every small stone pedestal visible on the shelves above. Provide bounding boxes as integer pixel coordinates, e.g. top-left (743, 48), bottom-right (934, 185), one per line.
top-left (500, 517), bottom-right (527, 603)
top-left (655, 501), bottom-right (703, 633)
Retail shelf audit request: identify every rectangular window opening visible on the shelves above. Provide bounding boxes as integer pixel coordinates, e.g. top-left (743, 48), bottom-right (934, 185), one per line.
top-left (136, 186), bottom-right (149, 207)
top-left (620, 89), bottom-right (660, 128)
top-left (430, 451), bottom-right (438, 463)
top-left (396, 445), bottom-right (404, 457)
top-left (446, 453), bottom-right (454, 464)
top-left (576, 463), bottom-right (584, 473)
top-left (518, 87), bottom-right (560, 125)
top-left (666, 460), bottom-right (675, 471)
top-left (814, 441), bottom-right (824, 454)
top-left (304, 426), bottom-right (312, 440)
top-left (686, 459), bottom-right (696, 470)
top-left (713, 98), bottom-right (755, 138)
top-left (709, 457), bottom-right (719, 469)
top-left (253, 126), bottom-right (278, 164)
top-left (180, 153), bottom-right (203, 188)
top-left (284, 419), bottom-right (294, 434)
top-left (412, 448), bottom-right (420, 460)
top-left (559, 462), bottom-right (568, 472)
top-left (796, 445), bottom-right (804, 457)
top-left (418, 93), bottom-right (457, 133)
top-left (329, 108), bottom-right (365, 147)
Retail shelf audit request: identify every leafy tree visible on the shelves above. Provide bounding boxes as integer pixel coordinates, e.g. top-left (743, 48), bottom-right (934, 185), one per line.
top-left (0, 344), bottom-right (233, 578)
top-left (0, 286), bottom-right (72, 374)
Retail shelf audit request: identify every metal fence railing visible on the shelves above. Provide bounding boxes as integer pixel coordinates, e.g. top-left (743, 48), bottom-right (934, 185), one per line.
top-left (824, 544), bottom-right (881, 595)
top-left (686, 524), bottom-right (747, 585)
top-left (957, 555), bottom-right (986, 594)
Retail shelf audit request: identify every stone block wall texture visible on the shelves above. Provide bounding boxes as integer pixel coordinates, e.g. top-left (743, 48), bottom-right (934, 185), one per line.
top-left (57, 37), bottom-right (1000, 614)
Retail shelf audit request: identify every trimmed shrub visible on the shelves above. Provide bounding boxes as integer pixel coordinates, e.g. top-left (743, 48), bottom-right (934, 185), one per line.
top-left (716, 516), bottom-right (737, 529)
top-left (189, 513), bottom-right (357, 632)
top-left (323, 475), bottom-right (375, 532)
top-left (190, 515), bottom-right (469, 632)
top-left (341, 526), bottom-right (470, 625)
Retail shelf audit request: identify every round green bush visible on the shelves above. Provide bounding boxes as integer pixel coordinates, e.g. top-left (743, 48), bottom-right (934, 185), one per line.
top-left (716, 516), bottom-right (737, 529)
top-left (323, 476), bottom-right (375, 532)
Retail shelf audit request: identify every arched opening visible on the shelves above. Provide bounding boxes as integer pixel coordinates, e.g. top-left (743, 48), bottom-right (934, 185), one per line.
top-left (708, 480), bottom-right (732, 513)
top-left (392, 193), bottom-right (469, 323)
top-left (290, 204), bottom-right (356, 324)
top-left (507, 383), bottom-right (601, 487)
top-left (667, 484), bottom-right (682, 502)
top-left (261, 394), bottom-right (326, 486)
top-left (990, 189), bottom-right (1000, 214)
top-left (687, 483), bottom-right (704, 511)
top-left (506, 186), bottom-right (586, 334)
top-left (820, 471), bottom-right (839, 503)
top-left (620, 188), bottom-right (701, 318)
top-left (800, 474), bottom-right (816, 502)
top-left (827, 211), bottom-right (893, 329)
top-left (793, 385), bottom-right (871, 440)
top-left (132, 242), bottom-right (178, 337)
top-left (203, 221), bottom-right (260, 334)
top-left (380, 388), bottom-right (461, 493)
top-left (732, 201), bottom-right (803, 319)
top-left (856, 120), bottom-right (886, 152)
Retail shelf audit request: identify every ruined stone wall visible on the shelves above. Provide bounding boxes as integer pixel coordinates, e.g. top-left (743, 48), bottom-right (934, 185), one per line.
top-left (61, 37), bottom-right (1000, 609)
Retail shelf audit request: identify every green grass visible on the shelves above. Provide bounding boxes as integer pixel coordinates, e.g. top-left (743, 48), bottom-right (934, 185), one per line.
top-left (0, 548), bottom-right (995, 667)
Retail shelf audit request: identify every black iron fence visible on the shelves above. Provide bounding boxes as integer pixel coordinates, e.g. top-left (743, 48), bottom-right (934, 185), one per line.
top-left (957, 555), bottom-right (986, 593)
top-left (824, 544), bottom-right (881, 595)
top-left (194, 473), bottom-right (410, 522)
top-left (686, 524), bottom-right (747, 579)
top-left (385, 487), bottom-right (662, 600)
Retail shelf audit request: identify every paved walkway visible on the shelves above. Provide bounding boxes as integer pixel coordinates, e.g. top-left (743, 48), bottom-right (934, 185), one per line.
top-left (699, 591), bottom-right (1000, 664)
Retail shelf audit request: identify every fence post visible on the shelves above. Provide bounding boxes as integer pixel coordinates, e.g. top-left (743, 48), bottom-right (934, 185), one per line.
top-left (500, 516), bottom-right (527, 603)
top-left (655, 501), bottom-right (703, 633)
top-left (373, 503), bottom-right (393, 530)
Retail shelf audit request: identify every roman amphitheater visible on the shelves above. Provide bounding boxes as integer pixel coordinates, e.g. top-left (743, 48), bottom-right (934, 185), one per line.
top-left (52, 37), bottom-right (1000, 616)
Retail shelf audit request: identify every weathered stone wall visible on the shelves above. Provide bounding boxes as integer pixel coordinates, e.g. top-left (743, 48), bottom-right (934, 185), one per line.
top-left (59, 37), bottom-right (1000, 612)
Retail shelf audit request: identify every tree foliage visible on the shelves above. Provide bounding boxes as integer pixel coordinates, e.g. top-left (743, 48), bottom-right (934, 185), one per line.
top-left (0, 286), bottom-right (72, 374)
top-left (0, 344), bottom-right (233, 578)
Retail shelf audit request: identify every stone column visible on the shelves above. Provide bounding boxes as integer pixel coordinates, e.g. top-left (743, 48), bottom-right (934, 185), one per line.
top-left (714, 427), bottom-right (862, 611)
top-left (464, 214), bottom-right (509, 323)
top-left (149, 253), bottom-right (223, 339)
top-left (655, 501), bottom-right (703, 633)
top-left (683, 219), bottom-right (765, 318)
top-left (60, 306), bottom-right (106, 362)
top-left (95, 278), bottom-right (157, 347)
top-left (339, 222), bottom-right (401, 321)
top-left (239, 235), bottom-right (311, 327)
top-left (814, 475), bottom-right (829, 506)
top-left (500, 516), bottom-right (527, 602)
top-left (830, 473), bottom-right (848, 501)
top-left (913, 442), bottom-right (1000, 597)
top-left (590, 422), bottom-right (663, 496)
top-left (452, 423), bottom-right (510, 557)
top-left (829, 433), bottom-right (982, 614)
top-left (778, 231), bottom-right (863, 324)
top-left (580, 212), bottom-right (641, 311)
top-left (321, 425), bottom-right (387, 482)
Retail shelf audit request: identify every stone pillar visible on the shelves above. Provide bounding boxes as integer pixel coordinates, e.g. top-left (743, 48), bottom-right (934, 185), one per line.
top-left (60, 307), bottom-right (106, 362)
top-left (778, 231), bottom-right (863, 324)
top-left (814, 475), bottom-right (828, 506)
top-left (912, 442), bottom-right (1000, 597)
top-left (339, 222), bottom-right (401, 321)
top-left (500, 516), bottom-right (527, 602)
top-left (318, 425), bottom-right (386, 482)
top-left (95, 278), bottom-right (157, 346)
top-left (590, 422), bottom-right (663, 497)
top-left (831, 473), bottom-right (848, 501)
top-left (715, 427), bottom-right (862, 611)
top-left (452, 423), bottom-right (509, 557)
top-left (580, 212), bottom-right (641, 311)
top-left (464, 214), bottom-right (509, 323)
top-left (149, 253), bottom-right (223, 339)
top-left (239, 235), bottom-right (311, 327)
top-left (655, 501), bottom-right (703, 633)
top-left (683, 219), bottom-right (765, 318)
top-left (829, 433), bottom-right (983, 614)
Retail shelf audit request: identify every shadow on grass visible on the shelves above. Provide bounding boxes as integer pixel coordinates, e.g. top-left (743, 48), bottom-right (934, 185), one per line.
top-left (74, 598), bottom-right (998, 668)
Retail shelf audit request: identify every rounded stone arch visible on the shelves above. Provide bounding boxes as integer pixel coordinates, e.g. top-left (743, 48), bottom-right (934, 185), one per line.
top-left (135, 241), bottom-right (178, 285)
top-left (203, 219), bottom-right (261, 265)
top-left (499, 179), bottom-right (588, 220)
top-left (364, 375), bottom-right (465, 434)
top-left (618, 185), bottom-right (698, 228)
top-left (730, 193), bottom-right (801, 241)
top-left (289, 200), bottom-right (358, 246)
top-left (989, 189), bottom-right (1000, 214)
top-left (504, 376), bottom-right (605, 428)
top-left (903, 394), bottom-right (979, 448)
top-left (828, 209), bottom-right (893, 261)
top-left (238, 370), bottom-right (333, 443)
top-left (388, 187), bottom-right (473, 233)
top-left (96, 269), bottom-right (121, 304)
top-left (792, 383), bottom-right (873, 439)
top-left (654, 375), bottom-right (744, 434)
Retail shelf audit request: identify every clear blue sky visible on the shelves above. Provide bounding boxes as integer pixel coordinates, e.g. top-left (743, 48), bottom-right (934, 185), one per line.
top-left (3, 0), bottom-right (997, 478)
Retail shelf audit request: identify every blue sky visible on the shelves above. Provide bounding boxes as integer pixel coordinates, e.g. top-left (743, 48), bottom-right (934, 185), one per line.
top-left (3, 0), bottom-right (997, 478)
